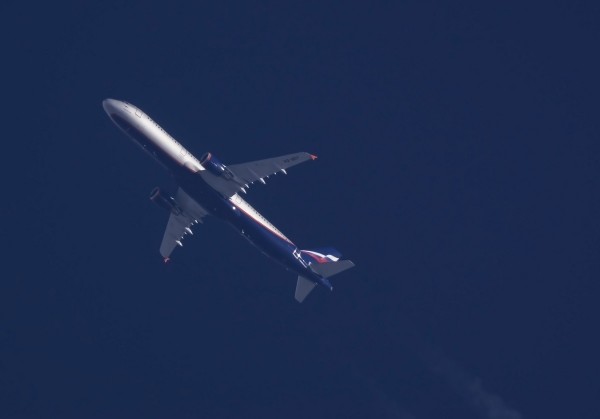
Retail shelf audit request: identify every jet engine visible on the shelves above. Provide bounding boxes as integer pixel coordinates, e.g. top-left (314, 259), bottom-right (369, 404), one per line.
top-left (200, 152), bottom-right (235, 180)
top-left (149, 187), bottom-right (182, 215)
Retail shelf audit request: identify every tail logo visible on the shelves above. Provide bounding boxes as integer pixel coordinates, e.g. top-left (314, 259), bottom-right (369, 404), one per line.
top-left (301, 250), bottom-right (340, 264)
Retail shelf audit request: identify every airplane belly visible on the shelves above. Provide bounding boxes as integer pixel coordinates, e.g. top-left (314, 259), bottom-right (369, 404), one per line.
top-left (232, 210), bottom-right (299, 267)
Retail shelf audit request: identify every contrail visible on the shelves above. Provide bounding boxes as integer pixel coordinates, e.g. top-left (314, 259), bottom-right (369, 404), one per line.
top-left (420, 347), bottom-right (523, 419)
top-left (354, 370), bottom-right (417, 419)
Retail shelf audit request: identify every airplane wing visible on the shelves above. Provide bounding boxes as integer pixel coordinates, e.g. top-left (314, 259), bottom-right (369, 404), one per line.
top-left (159, 188), bottom-right (209, 259)
top-left (228, 152), bottom-right (317, 185)
top-left (199, 152), bottom-right (317, 198)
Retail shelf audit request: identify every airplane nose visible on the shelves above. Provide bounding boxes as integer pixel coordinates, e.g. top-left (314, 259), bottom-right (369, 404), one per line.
top-left (102, 98), bottom-right (119, 115)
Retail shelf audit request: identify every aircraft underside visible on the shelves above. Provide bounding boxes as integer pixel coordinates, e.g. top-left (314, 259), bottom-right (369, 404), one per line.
top-left (103, 98), bottom-right (354, 302)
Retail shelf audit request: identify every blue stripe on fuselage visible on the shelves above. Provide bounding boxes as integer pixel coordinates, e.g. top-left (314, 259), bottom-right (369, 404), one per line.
top-left (176, 171), bottom-right (324, 282)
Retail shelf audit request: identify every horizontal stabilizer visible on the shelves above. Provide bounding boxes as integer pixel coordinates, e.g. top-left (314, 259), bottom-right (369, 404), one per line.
top-left (295, 276), bottom-right (317, 303)
top-left (309, 260), bottom-right (355, 278)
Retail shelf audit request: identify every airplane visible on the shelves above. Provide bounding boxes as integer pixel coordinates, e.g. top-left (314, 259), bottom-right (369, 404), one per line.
top-left (102, 99), bottom-right (354, 302)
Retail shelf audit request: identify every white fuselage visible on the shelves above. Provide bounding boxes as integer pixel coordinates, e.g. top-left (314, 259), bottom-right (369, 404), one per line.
top-left (102, 99), bottom-right (204, 173)
top-left (102, 99), bottom-right (293, 245)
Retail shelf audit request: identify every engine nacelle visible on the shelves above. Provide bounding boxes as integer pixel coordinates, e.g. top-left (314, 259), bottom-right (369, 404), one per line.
top-left (200, 152), bottom-right (234, 180)
top-left (149, 187), bottom-right (181, 215)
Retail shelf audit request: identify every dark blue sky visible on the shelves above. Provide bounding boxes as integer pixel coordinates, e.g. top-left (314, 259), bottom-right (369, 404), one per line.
top-left (2, 2), bottom-right (599, 418)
